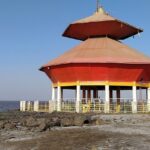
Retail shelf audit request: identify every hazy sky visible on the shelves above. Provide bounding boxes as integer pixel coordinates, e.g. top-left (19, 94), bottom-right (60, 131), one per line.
top-left (0, 0), bottom-right (150, 100)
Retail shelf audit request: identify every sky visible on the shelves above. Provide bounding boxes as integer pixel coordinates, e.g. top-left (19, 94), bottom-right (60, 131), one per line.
top-left (0, 0), bottom-right (150, 100)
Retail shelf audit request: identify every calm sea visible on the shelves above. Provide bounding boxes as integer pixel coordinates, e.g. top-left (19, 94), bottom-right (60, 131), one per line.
top-left (0, 101), bottom-right (19, 112)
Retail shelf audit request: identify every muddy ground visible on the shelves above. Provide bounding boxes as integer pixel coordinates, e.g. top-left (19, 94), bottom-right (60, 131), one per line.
top-left (0, 112), bottom-right (150, 150)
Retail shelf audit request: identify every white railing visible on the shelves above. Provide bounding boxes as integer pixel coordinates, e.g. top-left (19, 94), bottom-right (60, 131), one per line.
top-left (20, 99), bottom-right (150, 113)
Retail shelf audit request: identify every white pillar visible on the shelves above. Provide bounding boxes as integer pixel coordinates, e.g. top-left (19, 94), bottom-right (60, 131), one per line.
top-left (105, 85), bottom-right (110, 113)
top-left (22, 101), bottom-right (26, 111)
top-left (34, 101), bottom-right (39, 112)
top-left (52, 87), bottom-right (56, 101)
top-left (20, 101), bottom-right (26, 111)
top-left (51, 87), bottom-right (56, 112)
top-left (57, 86), bottom-right (61, 111)
top-left (76, 85), bottom-right (81, 113)
top-left (20, 101), bottom-right (23, 111)
top-left (147, 88), bottom-right (150, 112)
top-left (132, 86), bottom-right (137, 113)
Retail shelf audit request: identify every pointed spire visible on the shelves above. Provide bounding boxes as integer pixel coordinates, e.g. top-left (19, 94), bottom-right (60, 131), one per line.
top-left (96, 0), bottom-right (100, 12)
top-left (96, 0), bottom-right (106, 14)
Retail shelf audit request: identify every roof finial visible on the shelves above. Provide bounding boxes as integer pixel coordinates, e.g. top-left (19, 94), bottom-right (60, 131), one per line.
top-left (96, 0), bottom-right (100, 12)
top-left (95, 0), bottom-right (105, 14)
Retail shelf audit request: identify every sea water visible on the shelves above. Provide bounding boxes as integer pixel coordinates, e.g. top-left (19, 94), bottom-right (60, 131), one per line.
top-left (0, 101), bottom-right (19, 112)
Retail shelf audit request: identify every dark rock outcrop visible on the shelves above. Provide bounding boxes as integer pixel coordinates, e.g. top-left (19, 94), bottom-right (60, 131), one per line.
top-left (0, 111), bottom-right (96, 132)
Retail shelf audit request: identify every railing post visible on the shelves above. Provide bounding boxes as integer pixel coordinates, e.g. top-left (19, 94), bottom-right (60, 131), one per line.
top-left (22, 101), bottom-right (26, 111)
top-left (147, 87), bottom-right (150, 112)
top-left (105, 85), bottom-right (110, 113)
top-left (132, 86), bottom-right (137, 113)
top-left (27, 101), bottom-right (31, 111)
top-left (76, 84), bottom-right (81, 113)
top-left (20, 101), bottom-right (26, 111)
top-left (49, 100), bottom-right (56, 112)
top-left (34, 101), bottom-right (39, 112)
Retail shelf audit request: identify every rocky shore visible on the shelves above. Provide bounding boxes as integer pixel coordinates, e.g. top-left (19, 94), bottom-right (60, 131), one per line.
top-left (0, 111), bottom-right (150, 150)
top-left (0, 111), bottom-right (99, 132)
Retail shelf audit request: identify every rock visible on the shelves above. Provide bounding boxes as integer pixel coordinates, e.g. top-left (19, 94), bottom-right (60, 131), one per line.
top-left (37, 122), bottom-right (48, 132)
top-left (74, 115), bottom-right (90, 126)
top-left (61, 117), bottom-right (74, 127)
top-left (37, 118), bottom-right (46, 125)
top-left (51, 117), bottom-right (59, 123)
top-left (90, 116), bottom-right (105, 125)
top-left (51, 117), bottom-right (61, 126)
top-left (20, 118), bottom-right (26, 126)
top-left (0, 121), bottom-right (4, 129)
top-left (23, 117), bottom-right (58, 132)
top-left (25, 116), bottom-right (38, 127)
top-left (94, 118), bottom-right (105, 125)
top-left (34, 118), bottom-right (52, 132)
top-left (4, 122), bottom-right (16, 130)
top-left (37, 118), bottom-right (49, 131)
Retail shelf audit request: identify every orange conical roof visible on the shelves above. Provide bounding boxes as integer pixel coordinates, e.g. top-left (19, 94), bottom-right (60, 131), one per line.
top-left (40, 37), bottom-right (150, 69)
top-left (63, 7), bottom-right (143, 40)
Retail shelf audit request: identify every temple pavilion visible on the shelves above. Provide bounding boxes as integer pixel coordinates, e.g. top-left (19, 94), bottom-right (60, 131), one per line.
top-left (40, 4), bottom-right (150, 113)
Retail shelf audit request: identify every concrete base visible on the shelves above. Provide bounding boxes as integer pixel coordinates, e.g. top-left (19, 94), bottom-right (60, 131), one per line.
top-left (57, 101), bottom-right (61, 112)
top-left (147, 102), bottom-right (150, 112)
top-left (34, 101), bottom-right (39, 112)
top-left (104, 102), bottom-right (110, 113)
top-left (49, 101), bottom-right (56, 112)
top-left (27, 101), bottom-right (31, 111)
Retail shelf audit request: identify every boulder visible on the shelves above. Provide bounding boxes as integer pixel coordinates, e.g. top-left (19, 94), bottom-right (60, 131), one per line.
top-left (37, 118), bottom-right (49, 131)
top-left (91, 116), bottom-right (109, 125)
top-left (50, 117), bottom-right (61, 127)
top-left (37, 122), bottom-right (48, 132)
top-left (61, 117), bottom-right (74, 127)
top-left (92, 118), bottom-right (105, 125)
top-left (25, 116), bottom-right (38, 127)
top-left (74, 115), bottom-right (91, 126)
